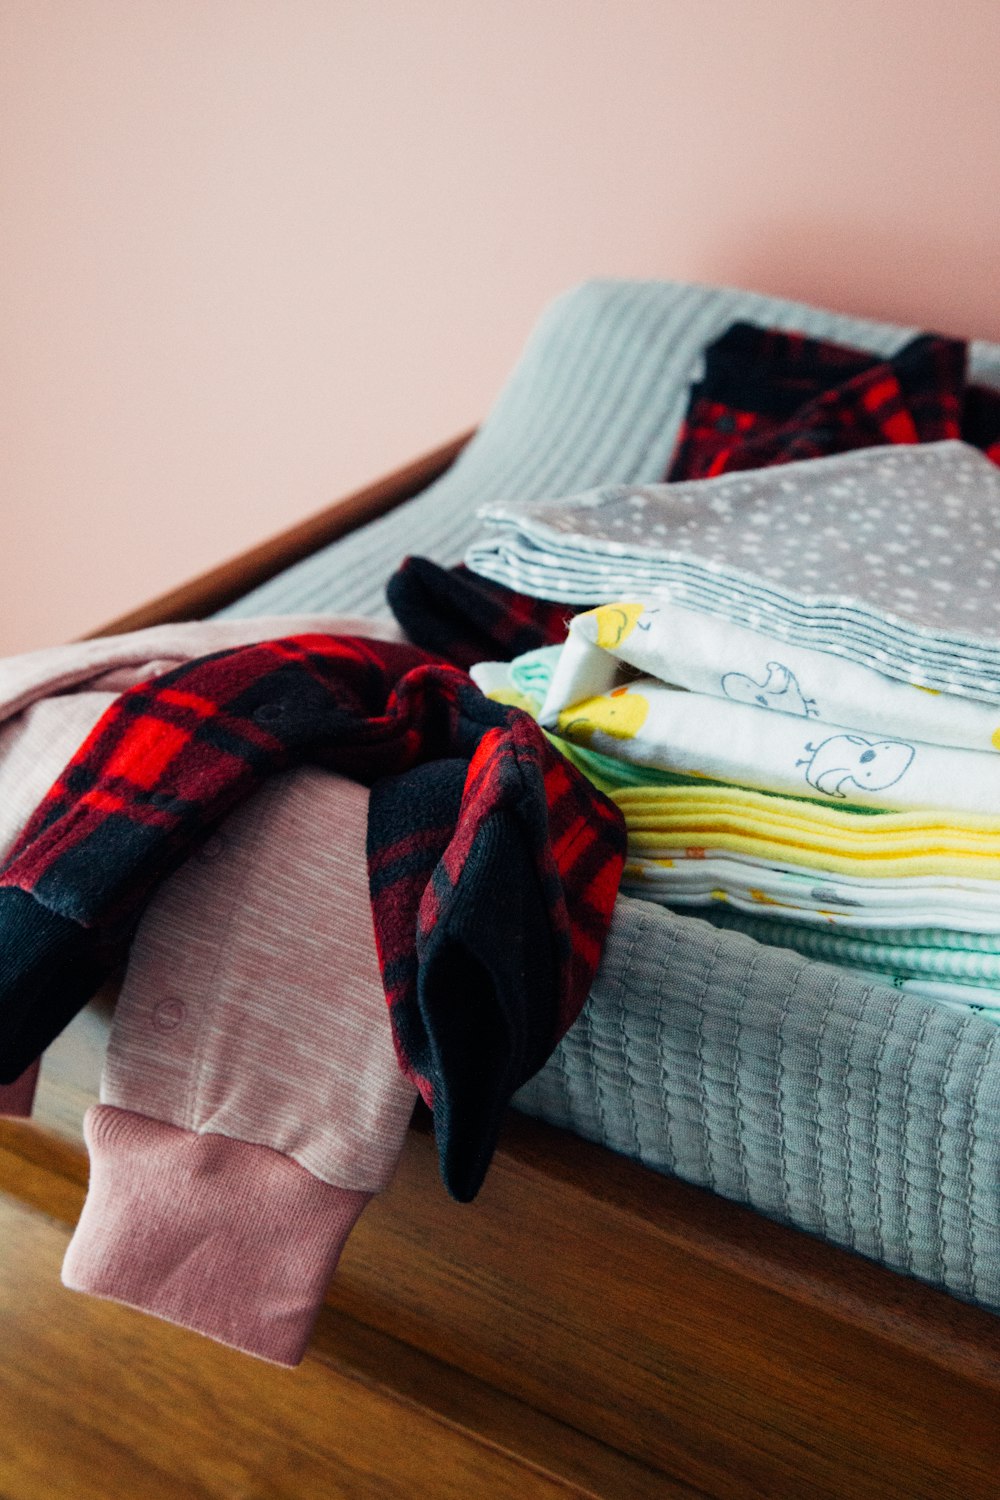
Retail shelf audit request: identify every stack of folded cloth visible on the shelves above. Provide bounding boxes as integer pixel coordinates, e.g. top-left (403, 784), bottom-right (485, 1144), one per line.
top-left (468, 438), bottom-right (1000, 1025)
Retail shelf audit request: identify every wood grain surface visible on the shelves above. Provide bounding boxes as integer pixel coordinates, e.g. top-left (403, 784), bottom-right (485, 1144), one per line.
top-left (325, 1117), bottom-right (1000, 1500)
top-left (2, 1098), bottom-right (998, 1498)
top-left (0, 1192), bottom-right (671, 1500)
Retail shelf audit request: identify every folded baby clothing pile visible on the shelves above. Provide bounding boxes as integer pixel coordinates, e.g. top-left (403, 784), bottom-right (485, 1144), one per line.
top-left (465, 435), bottom-right (1000, 1024)
top-left (472, 649), bottom-right (1000, 1022)
top-left (6, 286), bottom-right (1000, 1360)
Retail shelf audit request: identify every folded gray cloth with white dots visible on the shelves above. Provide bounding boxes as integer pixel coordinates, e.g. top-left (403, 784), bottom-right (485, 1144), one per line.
top-left (466, 440), bottom-right (1000, 703)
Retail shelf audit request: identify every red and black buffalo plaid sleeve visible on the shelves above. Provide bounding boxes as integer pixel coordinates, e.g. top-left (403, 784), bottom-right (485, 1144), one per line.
top-left (387, 556), bottom-right (577, 669)
top-left (667, 323), bottom-right (999, 479)
top-left (0, 632), bottom-right (624, 1201)
top-left (963, 381), bottom-right (1000, 466)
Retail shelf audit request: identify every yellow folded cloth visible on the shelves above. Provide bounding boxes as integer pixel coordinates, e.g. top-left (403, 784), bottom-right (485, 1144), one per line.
top-left (612, 781), bottom-right (1000, 879)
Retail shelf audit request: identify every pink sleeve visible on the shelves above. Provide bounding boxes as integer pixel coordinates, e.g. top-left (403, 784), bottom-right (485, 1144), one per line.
top-left (62, 768), bottom-right (417, 1366)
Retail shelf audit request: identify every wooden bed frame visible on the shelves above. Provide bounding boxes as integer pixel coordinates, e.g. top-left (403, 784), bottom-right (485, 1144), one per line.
top-left (3, 435), bottom-right (998, 1497)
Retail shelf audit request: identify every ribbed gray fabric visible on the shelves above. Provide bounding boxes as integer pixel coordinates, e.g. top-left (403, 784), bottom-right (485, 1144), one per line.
top-left (513, 896), bottom-right (1000, 1313)
top-left (216, 278), bottom-right (1000, 1312)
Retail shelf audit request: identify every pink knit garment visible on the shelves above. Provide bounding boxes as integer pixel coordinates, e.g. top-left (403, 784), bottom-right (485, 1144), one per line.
top-left (62, 768), bottom-right (418, 1366)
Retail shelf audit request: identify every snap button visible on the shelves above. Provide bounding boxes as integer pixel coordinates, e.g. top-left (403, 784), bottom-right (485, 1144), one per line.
top-left (253, 702), bottom-right (286, 724)
top-left (152, 998), bottom-right (186, 1033)
top-left (199, 834), bottom-right (225, 861)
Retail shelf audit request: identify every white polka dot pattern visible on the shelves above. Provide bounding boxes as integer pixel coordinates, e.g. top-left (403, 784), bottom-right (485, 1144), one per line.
top-left (469, 441), bottom-right (1000, 703)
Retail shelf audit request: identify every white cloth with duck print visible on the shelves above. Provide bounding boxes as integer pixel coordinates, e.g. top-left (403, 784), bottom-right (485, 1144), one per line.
top-left (468, 441), bottom-right (1000, 704)
top-left (542, 598), bottom-right (1000, 755)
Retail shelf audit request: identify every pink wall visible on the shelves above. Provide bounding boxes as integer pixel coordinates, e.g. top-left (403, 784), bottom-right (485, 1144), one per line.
top-left (3, 0), bottom-right (999, 654)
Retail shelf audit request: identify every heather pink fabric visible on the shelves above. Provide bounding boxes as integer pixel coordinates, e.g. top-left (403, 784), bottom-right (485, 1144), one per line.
top-left (0, 612), bottom-right (402, 1120)
top-left (62, 1107), bottom-right (370, 1366)
top-left (62, 768), bottom-right (419, 1363)
top-left (0, 1058), bottom-right (40, 1117)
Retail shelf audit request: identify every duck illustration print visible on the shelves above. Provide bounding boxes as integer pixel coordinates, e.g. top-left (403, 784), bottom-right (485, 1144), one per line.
top-left (588, 602), bottom-right (656, 649)
top-left (722, 661), bottom-right (818, 717)
top-left (797, 734), bottom-right (915, 798)
top-left (557, 686), bottom-right (650, 743)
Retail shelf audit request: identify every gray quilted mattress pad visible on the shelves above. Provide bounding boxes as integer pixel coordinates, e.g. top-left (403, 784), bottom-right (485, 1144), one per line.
top-left (219, 279), bottom-right (1000, 1313)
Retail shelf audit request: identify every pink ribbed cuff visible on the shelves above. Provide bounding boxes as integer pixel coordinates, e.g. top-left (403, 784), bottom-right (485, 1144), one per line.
top-left (62, 1106), bottom-right (371, 1366)
top-left (0, 1059), bottom-right (40, 1118)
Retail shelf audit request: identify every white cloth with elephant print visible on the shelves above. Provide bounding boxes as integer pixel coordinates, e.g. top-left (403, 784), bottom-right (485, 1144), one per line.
top-left (543, 599), bottom-right (1000, 755)
top-left (467, 440), bottom-right (1000, 704)
top-left (538, 649), bottom-right (1000, 817)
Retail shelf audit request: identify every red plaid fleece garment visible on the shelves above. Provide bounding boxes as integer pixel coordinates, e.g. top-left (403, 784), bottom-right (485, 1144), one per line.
top-left (0, 634), bottom-right (625, 1201)
top-left (387, 557), bottom-right (577, 670)
top-left (667, 325), bottom-right (1000, 479)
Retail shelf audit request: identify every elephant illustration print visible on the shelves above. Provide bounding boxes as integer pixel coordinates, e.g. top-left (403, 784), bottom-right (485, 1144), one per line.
top-left (722, 661), bottom-right (818, 718)
top-left (797, 734), bottom-right (915, 798)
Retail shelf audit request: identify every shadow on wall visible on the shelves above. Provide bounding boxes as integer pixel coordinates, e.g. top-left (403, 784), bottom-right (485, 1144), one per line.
top-left (700, 217), bottom-right (1000, 344)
